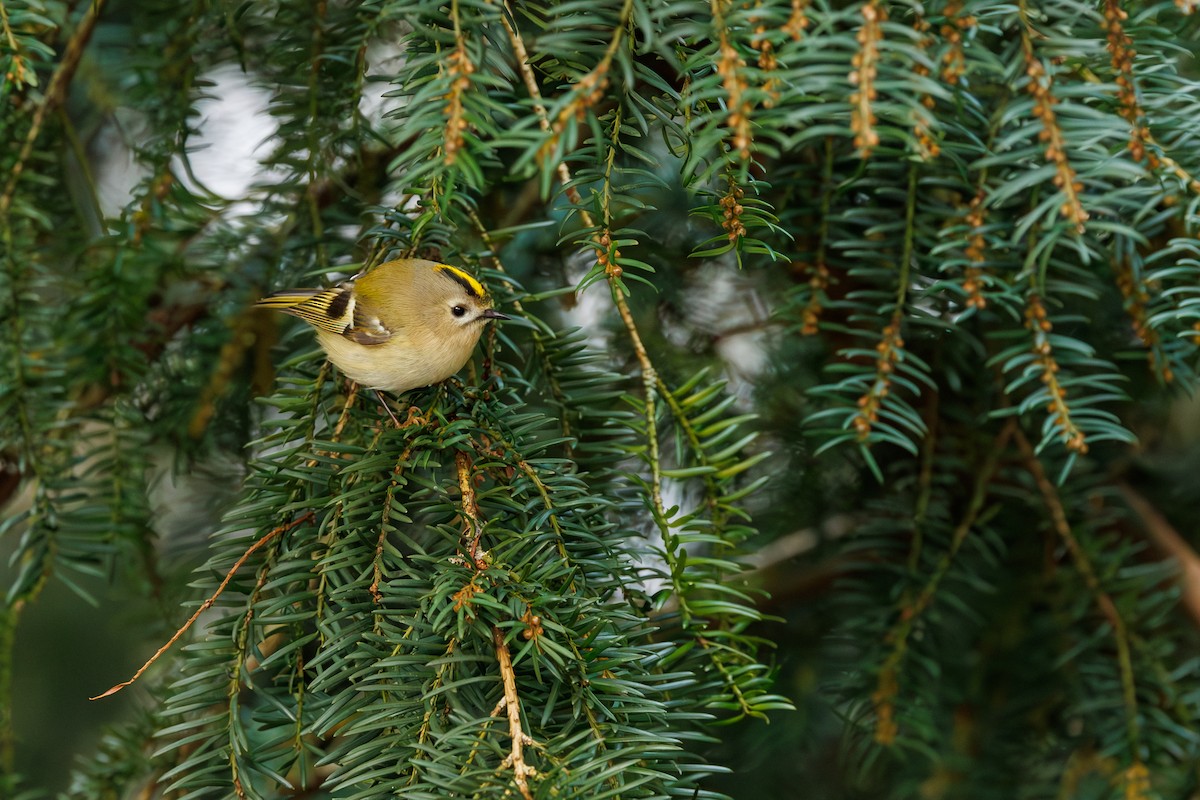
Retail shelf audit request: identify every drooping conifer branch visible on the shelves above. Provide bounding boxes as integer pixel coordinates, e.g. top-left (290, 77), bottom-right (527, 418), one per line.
top-left (853, 166), bottom-right (918, 442)
top-left (1113, 256), bottom-right (1171, 382)
top-left (1019, 4), bottom-right (1088, 233)
top-left (1015, 429), bottom-right (1144, 792)
top-left (960, 189), bottom-right (988, 309)
top-left (783, 0), bottom-right (810, 40)
top-left (1, 0), bottom-right (108, 217)
top-left (497, 6), bottom-right (667, 523)
top-left (1024, 294), bottom-right (1088, 454)
top-left (799, 138), bottom-right (836, 336)
top-left (713, 0), bottom-right (754, 160)
top-left (872, 421), bottom-right (1014, 744)
top-left (90, 512), bottom-right (317, 700)
top-left (442, 0), bottom-right (474, 166)
top-left (849, 0), bottom-right (885, 158)
top-left (939, 0), bottom-right (973, 83)
top-left (909, 12), bottom-right (939, 159)
top-left (1104, 0), bottom-right (1154, 166)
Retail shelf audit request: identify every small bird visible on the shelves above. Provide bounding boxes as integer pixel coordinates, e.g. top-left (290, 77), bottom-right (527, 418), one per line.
top-left (256, 258), bottom-right (509, 395)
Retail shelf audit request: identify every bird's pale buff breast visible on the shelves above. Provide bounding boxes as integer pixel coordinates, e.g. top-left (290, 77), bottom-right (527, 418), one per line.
top-left (316, 325), bottom-right (480, 393)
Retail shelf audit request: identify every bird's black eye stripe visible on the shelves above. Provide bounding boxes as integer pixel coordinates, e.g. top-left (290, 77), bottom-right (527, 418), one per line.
top-left (452, 305), bottom-right (467, 317)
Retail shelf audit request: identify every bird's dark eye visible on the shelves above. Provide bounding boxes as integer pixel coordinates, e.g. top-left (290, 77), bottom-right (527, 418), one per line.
top-left (452, 305), bottom-right (467, 318)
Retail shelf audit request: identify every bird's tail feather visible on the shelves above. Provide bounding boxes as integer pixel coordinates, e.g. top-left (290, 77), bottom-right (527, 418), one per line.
top-left (255, 287), bottom-right (354, 335)
top-left (254, 289), bottom-right (323, 310)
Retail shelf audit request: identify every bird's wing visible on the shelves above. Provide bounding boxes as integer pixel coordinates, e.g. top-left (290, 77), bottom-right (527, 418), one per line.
top-left (256, 284), bottom-right (393, 345)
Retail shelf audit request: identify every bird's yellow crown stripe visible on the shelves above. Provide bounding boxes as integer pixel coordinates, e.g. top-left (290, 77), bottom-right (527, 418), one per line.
top-left (436, 265), bottom-right (486, 299)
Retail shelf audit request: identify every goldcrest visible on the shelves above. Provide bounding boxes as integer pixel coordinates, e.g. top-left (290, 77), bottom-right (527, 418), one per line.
top-left (256, 258), bottom-right (508, 393)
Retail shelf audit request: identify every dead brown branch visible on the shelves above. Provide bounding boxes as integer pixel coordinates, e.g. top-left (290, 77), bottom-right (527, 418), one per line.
top-left (90, 511), bottom-right (315, 700)
top-left (492, 625), bottom-right (535, 800)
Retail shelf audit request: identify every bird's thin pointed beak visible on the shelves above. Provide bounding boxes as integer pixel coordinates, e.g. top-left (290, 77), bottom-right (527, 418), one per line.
top-left (481, 309), bottom-right (511, 320)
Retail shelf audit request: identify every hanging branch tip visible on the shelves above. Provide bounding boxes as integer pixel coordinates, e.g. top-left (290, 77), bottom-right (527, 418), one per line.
top-left (89, 511), bottom-right (315, 700)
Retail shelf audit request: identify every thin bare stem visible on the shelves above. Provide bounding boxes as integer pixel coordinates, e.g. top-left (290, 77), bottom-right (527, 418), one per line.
top-left (90, 511), bottom-right (316, 700)
top-left (497, 6), bottom-right (577, 202)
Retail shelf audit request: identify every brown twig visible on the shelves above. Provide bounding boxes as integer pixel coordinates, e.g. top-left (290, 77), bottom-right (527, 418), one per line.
top-left (456, 450), bottom-right (485, 565)
top-left (497, 4), bottom-right (666, 521)
top-left (1117, 481), bottom-right (1200, 628)
top-left (331, 383), bottom-right (361, 439)
top-left (497, 4), bottom-right (575, 201)
top-left (713, 0), bottom-right (753, 160)
top-left (492, 625), bottom-right (535, 800)
top-left (849, 0), bottom-right (885, 158)
top-left (90, 511), bottom-right (316, 700)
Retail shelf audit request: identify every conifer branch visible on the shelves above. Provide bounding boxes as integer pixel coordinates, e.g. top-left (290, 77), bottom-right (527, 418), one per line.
top-left (1018, 1), bottom-right (1088, 233)
top-left (853, 165), bottom-right (918, 443)
top-left (905, 392), bottom-right (940, 578)
top-left (16, 0), bottom-right (1200, 792)
top-left (909, 12), bottom-right (938, 160)
top-left (456, 450), bottom-right (486, 565)
top-left (492, 625), bottom-right (536, 800)
top-left (442, 0), bottom-right (473, 166)
top-left (850, 0), bottom-right (885, 158)
top-left (0, 4), bottom-right (26, 87)
top-left (1143, 138), bottom-right (1200, 195)
top-left (1023, 294), bottom-right (1088, 454)
top-left (545, 0), bottom-right (633, 143)
top-left (496, 3), bottom-right (576, 204)
top-left (372, 440), bottom-right (418, 603)
top-left (90, 512), bottom-right (316, 700)
top-left (498, 2), bottom-right (665, 520)
top-left (0, 0), bottom-right (107, 217)
top-left (872, 420), bottom-right (1015, 744)
top-left (960, 188), bottom-right (989, 309)
top-left (306, 0), bottom-right (329, 268)
top-left (1103, 0), bottom-right (1153, 166)
top-left (783, 0), bottom-right (810, 40)
top-left (1113, 257), bottom-right (1171, 382)
top-left (799, 138), bottom-right (836, 335)
top-left (939, 0), bottom-right (973, 83)
top-left (713, 0), bottom-right (753, 160)
top-left (1015, 429), bottom-right (1142, 763)
top-left (406, 638), bottom-right (459, 788)
top-left (466, 207), bottom-right (575, 447)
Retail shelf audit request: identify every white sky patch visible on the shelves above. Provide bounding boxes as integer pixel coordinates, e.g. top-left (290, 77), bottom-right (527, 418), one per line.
top-left (185, 63), bottom-right (281, 202)
top-left (95, 63), bottom-right (282, 224)
top-left (359, 42), bottom-right (409, 136)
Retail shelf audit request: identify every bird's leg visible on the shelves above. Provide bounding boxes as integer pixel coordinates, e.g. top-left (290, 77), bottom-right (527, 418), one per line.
top-left (374, 389), bottom-right (402, 428)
